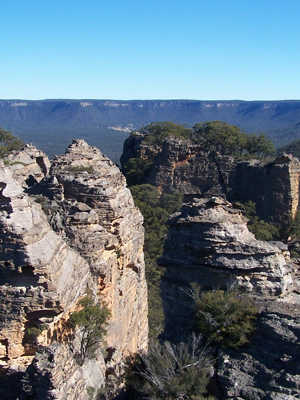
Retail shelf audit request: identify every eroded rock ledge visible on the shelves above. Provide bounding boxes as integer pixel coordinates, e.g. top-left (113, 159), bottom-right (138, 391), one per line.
top-left (160, 197), bottom-right (300, 398)
top-left (0, 140), bottom-right (148, 400)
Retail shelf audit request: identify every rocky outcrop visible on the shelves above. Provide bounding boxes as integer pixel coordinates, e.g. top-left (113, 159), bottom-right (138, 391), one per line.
top-left (121, 134), bottom-right (300, 229)
top-left (21, 344), bottom-right (105, 400)
top-left (217, 293), bottom-right (300, 399)
top-left (4, 143), bottom-right (51, 188)
top-left (0, 140), bottom-right (148, 399)
top-left (121, 135), bottom-right (237, 199)
top-left (49, 140), bottom-right (148, 362)
top-left (160, 198), bottom-right (295, 335)
top-left (160, 197), bottom-right (300, 398)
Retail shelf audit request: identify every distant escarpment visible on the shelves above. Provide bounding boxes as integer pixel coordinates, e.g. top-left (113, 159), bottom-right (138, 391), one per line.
top-left (160, 197), bottom-right (300, 398)
top-left (0, 140), bottom-right (148, 399)
top-left (1, 99), bottom-right (300, 161)
top-left (121, 125), bottom-right (300, 230)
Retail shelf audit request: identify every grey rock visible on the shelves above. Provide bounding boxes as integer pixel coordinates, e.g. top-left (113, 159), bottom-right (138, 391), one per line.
top-left (160, 197), bottom-right (300, 398)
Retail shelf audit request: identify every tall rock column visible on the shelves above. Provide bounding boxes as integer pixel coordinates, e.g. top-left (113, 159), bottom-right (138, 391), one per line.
top-left (0, 161), bottom-right (94, 399)
top-left (233, 154), bottom-right (300, 228)
top-left (49, 139), bottom-right (148, 366)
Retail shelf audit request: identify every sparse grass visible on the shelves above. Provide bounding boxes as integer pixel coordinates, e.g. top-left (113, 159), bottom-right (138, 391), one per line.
top-left (125, 334), bottom-right (214, 400)
top-left (66, 165), bottom-right (94, 174)
top-left (3, 160), bottom-right (27, 166)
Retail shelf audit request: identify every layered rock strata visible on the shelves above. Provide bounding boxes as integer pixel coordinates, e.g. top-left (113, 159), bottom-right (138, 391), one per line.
top-left (0, 140), bottom-right (148, 399)
top-left (121, 134), bottom-right (300, 228)
top-left (49, 140), bottom-right (148, 361)
top-left (160, 197), bottom-right (300, 398)
top-left (161, 197), bottom-right (294, 298)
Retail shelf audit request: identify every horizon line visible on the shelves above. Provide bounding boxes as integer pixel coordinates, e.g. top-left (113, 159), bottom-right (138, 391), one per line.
top-left (1, 98), bottom-right (300, 102)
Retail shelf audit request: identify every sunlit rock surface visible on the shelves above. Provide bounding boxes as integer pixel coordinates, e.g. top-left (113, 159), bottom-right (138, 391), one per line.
top-left (0, 141), bottom-right (148, 400)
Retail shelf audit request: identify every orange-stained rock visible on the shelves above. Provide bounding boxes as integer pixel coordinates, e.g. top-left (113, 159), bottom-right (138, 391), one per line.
top-left (0, 140), bottom-right (148, 399)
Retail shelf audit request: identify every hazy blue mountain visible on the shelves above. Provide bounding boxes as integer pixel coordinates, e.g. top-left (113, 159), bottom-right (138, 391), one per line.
top-left (1, 99), bottom-right (300, 163)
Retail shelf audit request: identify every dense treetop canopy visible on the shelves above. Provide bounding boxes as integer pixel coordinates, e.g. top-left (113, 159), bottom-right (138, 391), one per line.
top-left (132, 121), bottom-right (276, 158)
top-left (138, 121), bottom-right (192, 144)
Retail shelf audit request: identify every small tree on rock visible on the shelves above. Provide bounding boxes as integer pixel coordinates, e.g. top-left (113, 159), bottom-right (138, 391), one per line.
top-left (69, 294), bottom-right (110, 363)
top-left (0, 127), bottom-right (24, 158)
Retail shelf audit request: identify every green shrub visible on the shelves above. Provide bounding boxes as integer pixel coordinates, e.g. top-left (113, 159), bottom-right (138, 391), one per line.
top-left (193, 121), bottom-right (275, 158)
top-left (129, 184), bottom-right (183, 338)
top-left (160, 192), bottom-right (183, 214)
top-left (27, 326), bottom-right (43, 338)
top-left (126, 334), bottom-right (214, 400)
top-left (248, 217), bottom-right (280, 241)
top-left (131, 121), bottom-right (275, 159)
top-left (195, 288), bottom-right (257, 349)
top-left (0, 127), bottom-right (24, 158)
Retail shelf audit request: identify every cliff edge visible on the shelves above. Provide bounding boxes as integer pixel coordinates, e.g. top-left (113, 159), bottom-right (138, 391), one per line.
top-left (0, 140), bottom-right (148, 400)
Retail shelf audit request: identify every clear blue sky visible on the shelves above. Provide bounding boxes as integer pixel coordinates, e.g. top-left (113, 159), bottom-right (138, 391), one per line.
top-left (1, 0), bottom-right (299, 100)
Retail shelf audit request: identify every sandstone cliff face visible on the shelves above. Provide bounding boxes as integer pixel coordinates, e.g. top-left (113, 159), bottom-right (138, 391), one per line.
top-left (49, 140), bottom-right (148, 362)
top-left (233, 154), bottom-right (300, 225)
top-left (121, 135), bottom-right (300, 228)
top-left (0, 140), bottom-right (148, 399)
top-left (160, 198), bottom-right (300, 398)
top-left (121, 135), bottom-right (237, 199)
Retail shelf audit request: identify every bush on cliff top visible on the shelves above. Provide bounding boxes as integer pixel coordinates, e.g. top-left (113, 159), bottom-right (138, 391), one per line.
top-left (193, 121), bottom-right (275, 158)
top-left (137, 121), bottom-right (192, 145)
top-left (0, 127), bottom-right (24, 158)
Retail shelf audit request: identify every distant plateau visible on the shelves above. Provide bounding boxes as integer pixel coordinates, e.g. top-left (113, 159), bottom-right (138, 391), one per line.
top-left (0, 99), bottom-right (300, 163)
